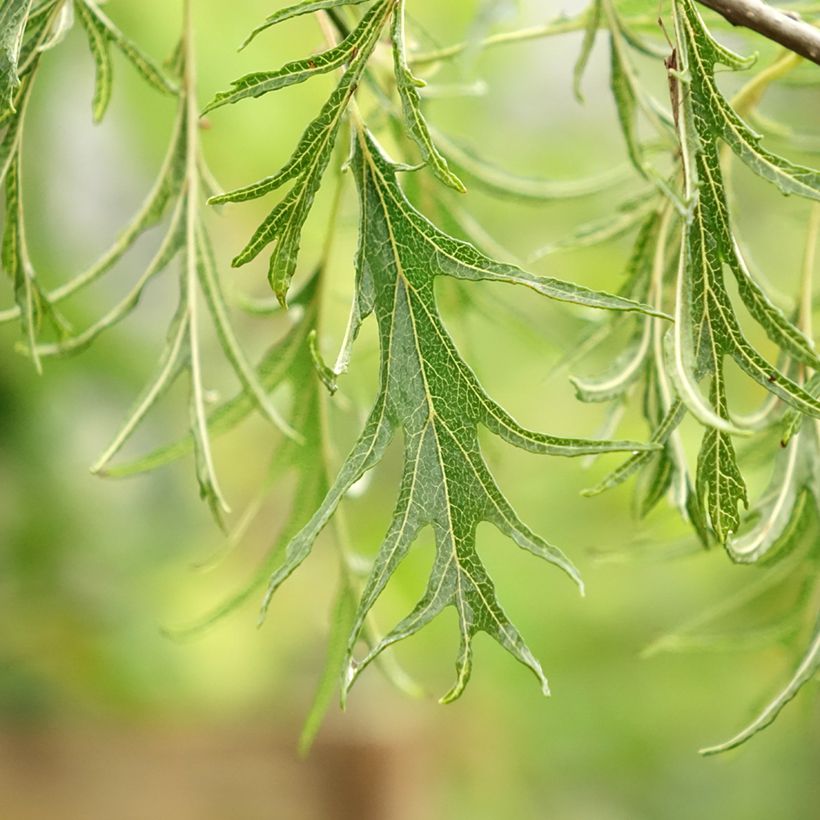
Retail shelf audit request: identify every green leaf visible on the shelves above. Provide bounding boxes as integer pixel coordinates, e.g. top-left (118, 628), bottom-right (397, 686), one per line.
top-left (695, 130), bottom-right (819, 369)
top-left (699, 624), bottom-right (820, 756)
top-left (573, 0), bottom-right (601, 102)
top-left (391, 0), bottom-right (464, 192)
top-left (0, 149), bottom-right (64, 371)
top-left (299, 578), bottom-right (357, 756)
top-left (726, 427), bottom-right (817, 563)
top-left (87, 62), bottom-right (298, 522)
top-left (678, 0), bottom-right (820, 201)
top-left (695, 362), bottom-right (748, 544)
top-left (430, 127), bottom-right (633, 203)
top-left (204, 24), bottom-right (365, 112)
top-left (0, 0), bottom-right (32, 114)
top-left (74, 0), bottom-right (112, 122)
top-left (212, 0), bottom-right (393, 304)
top-left (239, 0), bottom-right (372, 51)
top-left (74, 0), bottom-right (177, 97)
top-left (0, 98), bottom-right (187, 326)
top-left (669, 138), bottom-right (820, 429)
top-left (259, 128), bottom-right (661, 704)
top-left (529, 193), bottom-right (658, 260)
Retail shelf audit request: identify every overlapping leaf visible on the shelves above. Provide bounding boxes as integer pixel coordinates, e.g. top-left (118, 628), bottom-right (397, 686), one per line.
top-left (74, 0), bottom-right (177, 118)
top-left (1, 0), bottom-right (179, 342)
top-left (677, 0), bottom-right (820, 201)
top-left (207, 0), bottom-right (395, 304)
top-left (259, 128), bottom-right (661, 702)
top-left (0, 0), bottom-right (32, 114)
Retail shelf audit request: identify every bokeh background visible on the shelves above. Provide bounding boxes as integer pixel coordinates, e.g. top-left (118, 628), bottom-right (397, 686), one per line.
top-left (1, 1), bottom-right (818, 818)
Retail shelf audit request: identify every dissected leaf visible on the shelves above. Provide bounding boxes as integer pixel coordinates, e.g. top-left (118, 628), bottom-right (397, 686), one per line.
top-left (700, 623), bottom-right (820, 755)
top-left (74, 0), bottom-right (177, 98)
top-left (391, 0), bottom-right (464, 192)
top-left (573, 0), bottom-right (601, 102)
top-left (74, 0), bottom-right (113, 121)
top-left (210, 0), bottom-right (394, 304)
top-left (259, 128), bottom-right (661, 703)
top-left (695, 363), bottom-right (748, 544)
top-left (678, 0), bottom-right (820, 200)
top-left (239, 0), bottom-right (372, 50)
top-left (727, 425), bottom-right (818, 563)
top-left (0, 0), bottom-right (32, 114)
top-left (431, 126), bottom-right (632, 203)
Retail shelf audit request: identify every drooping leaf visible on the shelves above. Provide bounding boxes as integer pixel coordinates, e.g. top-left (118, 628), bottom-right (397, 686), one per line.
top-left (573, 0), bottom-right (601, 102)
top-left (0, 0), bottom-right (32, 114)
top-left (258, 128), bottom-right (661, 703)
top-left (677, 0), bottom-right (820, 200)
top-left (0, 96), bottom-right (187, 327)
top-left (74, 0), bottom-right (177, 98)
top-left (700, 622), bottom-right (820, 756)
top-left (209, 0), bottom-right (394, 304)
top-left (670, 131), bottom-right (820, 428)
top-left (391, 0), bottom-right (464, 192)
top-left (74, 0), bottom-right (113, 121)
top-left (429, 127), bottom-right (633, 203)
top-left (726, 424), bottom-right (818, 563)
top-left (239, 0), bottom-right (372, 51)
top-left (695, 362), bottom-right (748, 544)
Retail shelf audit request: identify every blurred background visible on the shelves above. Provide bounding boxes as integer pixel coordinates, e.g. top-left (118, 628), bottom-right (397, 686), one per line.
top-left (1, 1), bottom-right (818, 818)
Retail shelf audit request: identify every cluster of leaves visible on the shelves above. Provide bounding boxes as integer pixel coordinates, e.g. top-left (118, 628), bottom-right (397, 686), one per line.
top-left (565, 0), bottom-right (820, 752)
top-left (203, 0), bottom-right (670, 707)
top-left (0, 0), bottom-right (298, 523)
top-left (1, 0), bottom-right (818, 754)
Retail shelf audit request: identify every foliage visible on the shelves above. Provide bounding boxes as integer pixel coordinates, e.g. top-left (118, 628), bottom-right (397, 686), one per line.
top-left (0, 0), bottom-right (817, 755)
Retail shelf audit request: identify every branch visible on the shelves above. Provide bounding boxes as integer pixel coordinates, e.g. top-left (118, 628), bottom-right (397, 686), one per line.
top-left (695, 0), bottom-right (820, 65)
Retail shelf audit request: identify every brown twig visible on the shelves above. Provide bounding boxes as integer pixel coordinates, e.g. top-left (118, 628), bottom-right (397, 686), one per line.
top-left (695, 0), bottom-right (820, 65)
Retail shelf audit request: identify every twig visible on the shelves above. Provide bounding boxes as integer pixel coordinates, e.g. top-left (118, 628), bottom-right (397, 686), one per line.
top-left (695, 0), bottom-right (820, 65)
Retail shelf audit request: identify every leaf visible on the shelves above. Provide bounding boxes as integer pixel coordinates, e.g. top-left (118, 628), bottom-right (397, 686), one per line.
top-left (259, 128), bottom-right (661, 704)
top-left (430, 127), bottom-right (632, 203)
top-left (210, 0), bottom-right (394, 304)
top-left (74, 0), bottom-right (112, 122)
top-left (86, 47), bottom-right (298, 525)
top-left (726, 425), bottom-right (818, 563)
top-left (0, 72), bottom-right (28, 188)
top-left (695, 131), bottom-right (819, 369)
top-left (0, 96), bottom-right (187, 327)
top-left (669, 137), bottom-right (820, 429)
top-left (529, 194), bottom-right (658, 260)
top-left (0, 0), bottom-right (32, 114)
top-left (0, 148), bottom-right (65, 371)
top-left (74, 0), bottom-right (177, 98)
top-left (299, 579), bottom-right (356, 756)
top-left (699, 624), bottom-right (820, 756)
top-left (695, 362), bottom-right (748, 544)
top-left (677, 0), bottom-right (820, 201)
top-left (573, 0), bottom-right (601, 102)
top-left (391, 0), bottom-right (464, 192)
top-left (204, 23), bottom-right (366, 112)
top-left (239, 0), bottom-right (372, 51)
